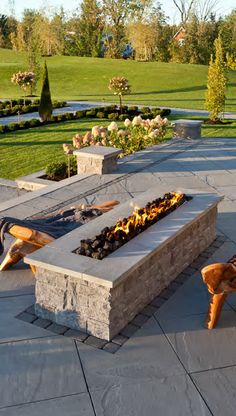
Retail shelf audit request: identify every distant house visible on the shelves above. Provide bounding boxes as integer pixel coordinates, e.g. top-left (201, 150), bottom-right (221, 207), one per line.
top-left (173, 27), bottom-right (186, 46)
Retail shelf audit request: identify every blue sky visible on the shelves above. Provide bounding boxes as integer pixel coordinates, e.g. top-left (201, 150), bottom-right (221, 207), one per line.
top-left (0, 0), bottom-right (235, 23)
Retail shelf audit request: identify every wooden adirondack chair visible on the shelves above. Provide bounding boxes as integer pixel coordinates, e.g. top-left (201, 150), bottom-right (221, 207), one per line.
top-left (0, 200), bottom-right (119, 274)
top-left (201, 258), bottom-right (236, 329)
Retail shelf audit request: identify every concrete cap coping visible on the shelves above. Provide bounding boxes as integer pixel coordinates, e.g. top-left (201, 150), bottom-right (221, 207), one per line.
top-left (73, 145), bottom-right (122, 160)
top-left (173, 119), bottom-right (203, 126)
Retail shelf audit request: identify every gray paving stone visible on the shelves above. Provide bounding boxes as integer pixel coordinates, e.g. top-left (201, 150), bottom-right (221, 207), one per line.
top-left (64, 328), bottom-right (89, 342)
top-left (158, 288), bottom-right (175, 300)
top-left (158, 310), bottom-right (236, 373)
top-left (120, 323), bottom-right (139, 337)
top-left (141, 305), bottom-right (158, 317)
top-left (131, 314), bottom-right (150, 328)
top-left (111, 334), bottom-right (128, 346)
top-left (33, 318), bottom-right (52, 329)
top-left (25, 305), bottom-right (35, 315)
top-left (150, 297), bottom-right (166, 308)
top-left (17, 311), bottom-right (37, 323)
top-left (192, 366), bottom-right (236, 416)
top-left (78, 317), bottom-right (186, 391)
top-left (91, 374), bottom-right (211, 416)
top-left (155, 274), bottom-right (216, 322)
top-left (0, 393), bottom-right (94, 415)
top-left (0, 295), bottom-right (52, 343)
top-left (84, 336), bottom-right (107, 349)
top-left (168, 281), bottom-right (182, 291)
top-left (46, 323), bottom-right (68, 335)
top-left (102, 342), bottom-right (121, 354)
top-left (175, 273), bottom-right (189, 284)
top-left (0, 337), bottom-right (87, 407)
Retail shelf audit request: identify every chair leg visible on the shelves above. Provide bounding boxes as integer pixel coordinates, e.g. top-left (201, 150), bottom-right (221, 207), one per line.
top-left (205, 293), bottom-right (228, 329)
top-left (0, 239), bottom-right (38, 271)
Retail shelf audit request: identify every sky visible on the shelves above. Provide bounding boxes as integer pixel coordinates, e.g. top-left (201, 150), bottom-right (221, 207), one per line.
top-left (0, 0), bottom-right (235, 23)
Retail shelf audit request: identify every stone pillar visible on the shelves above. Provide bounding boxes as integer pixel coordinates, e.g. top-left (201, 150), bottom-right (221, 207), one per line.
top-left (173, 119), bottom-right (203, 139)
top-left (74, 146), bottom-right (122, 175)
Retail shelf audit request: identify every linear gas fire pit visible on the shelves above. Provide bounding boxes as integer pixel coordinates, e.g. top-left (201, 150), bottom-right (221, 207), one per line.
top-left (25, 187), bottom-right (222, 341)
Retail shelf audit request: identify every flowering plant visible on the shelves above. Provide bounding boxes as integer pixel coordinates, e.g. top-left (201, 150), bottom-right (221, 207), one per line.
top-left (11, 71), bottom-right (36, 100)
top-left (108, 76), bottom-right (131, 113)
top-left (69, 114), bottom-right (169, 157)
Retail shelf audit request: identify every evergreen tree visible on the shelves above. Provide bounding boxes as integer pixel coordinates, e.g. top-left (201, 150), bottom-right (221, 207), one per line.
top-left (205, 36), bottom-right (226, 121)
top-left (39, 62), bottom-right (52, 122)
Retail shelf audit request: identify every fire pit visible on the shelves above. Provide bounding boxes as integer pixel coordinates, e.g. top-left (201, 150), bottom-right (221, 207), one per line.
top-left (76, 192), bottom-right (188, 260)
top-left (25, 187), bottom-right (222, 341)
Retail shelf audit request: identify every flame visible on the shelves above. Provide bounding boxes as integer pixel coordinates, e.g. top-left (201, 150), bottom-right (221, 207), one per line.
top-left (112, 192), bottom-right (184, 237)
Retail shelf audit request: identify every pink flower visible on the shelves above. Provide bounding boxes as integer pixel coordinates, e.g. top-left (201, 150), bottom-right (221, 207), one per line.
top-left (92, 126), bottom-right (100, 137)
top-left (83, 132), bottom-right (92, 143)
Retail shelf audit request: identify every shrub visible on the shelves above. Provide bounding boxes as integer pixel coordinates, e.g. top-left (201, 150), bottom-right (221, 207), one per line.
top-left (0, 125), bottom-right (8, 133)
top-left (21, 105), bottom-right (30, 113)
top-left (160, 109), bottom-right (171, 117)
top-left (29, 119), bottom-right (41, 127)
top-left (8, 123), bottom-right (20, 131)
top-left (86, 109), bottom-right (96, 117)
top-left (119, 114), bottom-right (128, 121)
top-left (108, 112), bottom-right (119, 120)
top-left (96, 111), bottom-right (105, 118)
top-left (45, 157), bottom-right (77, 180)
top-left (140, 106), bottom-right (150, 113)
top-left (129, 106), bottom-right (138, 112)
top-left (45, 161), bottom-right (68, 181)
top-left (75, 110), bottom-right (86, 118)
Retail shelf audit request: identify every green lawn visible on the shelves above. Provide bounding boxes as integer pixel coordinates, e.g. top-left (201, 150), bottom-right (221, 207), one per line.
top-left (1, 48), bottom-right (236, 111)
top-left (0, 117), bottom-right (236, 180)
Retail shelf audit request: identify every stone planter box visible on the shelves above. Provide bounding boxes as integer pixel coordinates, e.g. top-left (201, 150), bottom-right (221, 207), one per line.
top-left (173, 119), bottom-right (203, 140)
top-left (25, 187), bottom-right (221, 341)
top-left (16, 170), bottom-right (54, 191)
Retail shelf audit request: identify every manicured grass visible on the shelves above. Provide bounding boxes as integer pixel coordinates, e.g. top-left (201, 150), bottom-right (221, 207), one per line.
top-left (1, 48), bottom-right (236, 111)
top-left (0, 116), bottom-right (236, 180)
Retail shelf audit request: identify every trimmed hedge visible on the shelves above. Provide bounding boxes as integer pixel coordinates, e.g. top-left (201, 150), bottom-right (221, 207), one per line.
top-left (0, 105), bottom-right (171, 135)
top-left (0, 99), bottom-right (67, 118)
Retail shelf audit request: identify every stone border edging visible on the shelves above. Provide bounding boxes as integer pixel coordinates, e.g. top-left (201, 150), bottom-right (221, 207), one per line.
top-left (15, 234), bottom-right (226, 354)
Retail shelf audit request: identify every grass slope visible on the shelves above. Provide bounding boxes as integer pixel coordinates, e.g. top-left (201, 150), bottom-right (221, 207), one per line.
top-left (0, 117), bottom-right (235, 180)
top-left (0, 48), bottom-right (236, 111)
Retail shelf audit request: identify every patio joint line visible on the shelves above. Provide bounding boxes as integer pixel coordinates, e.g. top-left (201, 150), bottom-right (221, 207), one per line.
top-left (74, 340), bottom-right (97, 416)
top-left (0, 391), bottom-right (88, 411)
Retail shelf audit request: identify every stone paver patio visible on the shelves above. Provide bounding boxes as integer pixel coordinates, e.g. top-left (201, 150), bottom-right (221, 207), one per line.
top-left (1, 137), bottom-right (236, 415)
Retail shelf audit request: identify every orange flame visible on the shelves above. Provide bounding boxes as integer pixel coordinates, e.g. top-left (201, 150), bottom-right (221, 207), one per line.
top-left (113, 192), bottom-right (184, 237)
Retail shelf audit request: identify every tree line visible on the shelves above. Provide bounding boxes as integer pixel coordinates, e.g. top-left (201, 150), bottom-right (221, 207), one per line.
top-left (0, 0), bottom-right (235, 66)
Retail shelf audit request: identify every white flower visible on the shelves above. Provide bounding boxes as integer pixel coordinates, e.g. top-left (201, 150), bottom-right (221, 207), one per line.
top-left (124, 118), bottom-right (132, 128)
top-left (132, 115), bottom-right (142, 126)
top-left (107, 121), bottom-right (118, 131)
top-left (92, 126), bottom-right (100, 137)
top-left (154, 115), bottom-right (162, 124)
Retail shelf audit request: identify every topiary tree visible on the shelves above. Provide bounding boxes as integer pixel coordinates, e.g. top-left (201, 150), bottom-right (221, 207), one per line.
top-left (108, 76), bottom-right (131, 114)
top-left (39, 62), bottom-right (52, 122)
top-left (205, 37), bottom-right (227, 122)
top-left (11, 71), bottom-right (35, 103)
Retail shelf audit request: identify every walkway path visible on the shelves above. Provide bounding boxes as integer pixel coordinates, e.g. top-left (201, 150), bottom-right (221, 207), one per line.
top-left (0, 100), bottom-right (235, 125)
top-left (1, 137), bottom-right (236, 415)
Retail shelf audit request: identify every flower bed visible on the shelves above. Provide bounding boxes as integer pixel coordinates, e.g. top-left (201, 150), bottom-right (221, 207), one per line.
top-left (69, 114), bottom-right (169, 157)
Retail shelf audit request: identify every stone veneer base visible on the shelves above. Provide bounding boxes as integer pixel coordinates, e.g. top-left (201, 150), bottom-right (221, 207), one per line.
top-left (17, 233), bottom-right (227, 354)
top-left (25, 188), bottom-right (222, 341)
